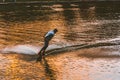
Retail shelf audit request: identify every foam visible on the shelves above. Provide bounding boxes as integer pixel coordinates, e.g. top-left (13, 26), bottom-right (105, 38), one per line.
top-left (96, 36), bottom-right (120, 44)
top-left (0, 44), bottom-right (64, 55)
top-left (0, 37), bottom-right (120, 55)
top-left (1, 45), bottom-right (40, 55)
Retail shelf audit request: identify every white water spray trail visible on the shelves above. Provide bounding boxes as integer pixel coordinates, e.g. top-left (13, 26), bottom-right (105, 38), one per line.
top-left (0, 45), bottom-right (40, 55)
top-left (0, 44), bottom-right (63, 55)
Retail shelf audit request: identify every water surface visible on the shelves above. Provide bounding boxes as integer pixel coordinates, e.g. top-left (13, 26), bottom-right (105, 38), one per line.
top-left (0, 1), bottom-right (120, 80)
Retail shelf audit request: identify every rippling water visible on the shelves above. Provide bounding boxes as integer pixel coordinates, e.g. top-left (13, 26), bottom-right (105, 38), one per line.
top-left (0, 2), bottom-right (120, 46)
top-left (0, 1), bottom-right (120, 80)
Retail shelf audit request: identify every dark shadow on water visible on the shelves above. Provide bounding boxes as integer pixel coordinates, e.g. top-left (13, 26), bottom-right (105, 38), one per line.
top-left (18, 54), bottom-right (37, 61)
top-left (41, 57), bottom-right (56, 80)
top-left (3, 53), bottom-right (38, 61)
top-left (1, 10), bottom-right (53, 22)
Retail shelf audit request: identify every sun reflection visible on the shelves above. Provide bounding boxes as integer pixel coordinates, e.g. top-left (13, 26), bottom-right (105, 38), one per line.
top-left (4, 54), bottom-right (45, 80)
top-left (5, 55), bottom-right (23, 80)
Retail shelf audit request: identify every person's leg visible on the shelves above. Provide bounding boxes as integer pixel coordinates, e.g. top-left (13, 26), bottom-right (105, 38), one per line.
top-left (38, 46), bottom-right (44, 55)
top-left (38, 38), bottom-right (49, 55)
top-left (37, 41), bottom-right (48, 61)
top-left (41, 41), bottom-right (48, 56)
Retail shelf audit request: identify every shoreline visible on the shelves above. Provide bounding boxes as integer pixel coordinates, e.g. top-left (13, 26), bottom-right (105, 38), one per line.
top-left (0, 0), bottom-right (119, 11)
top-left (0, 1), bottom-right (120, 5)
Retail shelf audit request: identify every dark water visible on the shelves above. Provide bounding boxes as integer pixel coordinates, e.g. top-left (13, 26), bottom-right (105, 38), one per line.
top-left (0, 1), bottom-right (120, 80)
top-left (0, 2), bottom-right (120, 46)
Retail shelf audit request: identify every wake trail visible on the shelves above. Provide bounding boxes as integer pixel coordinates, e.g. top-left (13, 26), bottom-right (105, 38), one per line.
top-left (0, 37), bottom-right (120, 55)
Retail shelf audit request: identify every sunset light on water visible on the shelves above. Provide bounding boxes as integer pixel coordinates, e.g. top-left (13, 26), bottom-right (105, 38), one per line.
top-left (0, 1), bottom-right (120, 80)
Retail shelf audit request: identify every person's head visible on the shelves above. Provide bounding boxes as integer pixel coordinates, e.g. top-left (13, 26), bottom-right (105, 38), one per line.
top-left (53, 28), bottom-right (58, 33)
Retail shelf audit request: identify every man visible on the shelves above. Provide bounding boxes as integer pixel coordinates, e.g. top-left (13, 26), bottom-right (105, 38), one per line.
top-left (37, 28), bottom-right (58, 61)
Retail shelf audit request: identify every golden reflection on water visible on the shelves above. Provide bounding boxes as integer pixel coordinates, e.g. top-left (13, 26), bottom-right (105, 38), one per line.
top-left (0, 3), bottom-right (98, 46)
top-left (46, 47), bottom-right (120, 80)
top-left (2, 54), bottom-right (57, 80)
top-left (0, 2), bottom-right (120, 80)
top-left (0, 18), bottom-right (67, 46)
top-left (0, 45), bottom-right (120, 80)
top-left (0, 3), bottom-right (120, 46)
top-left (3, 54), bottom-right (46, 80)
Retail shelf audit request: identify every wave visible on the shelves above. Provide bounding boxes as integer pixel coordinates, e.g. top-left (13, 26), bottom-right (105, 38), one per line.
top-left (45, 42), bottom-right (119, 56)
top-left (45, 37), bottom-right (120, 55)
top-left (0, 37), bottom-right (120, 55)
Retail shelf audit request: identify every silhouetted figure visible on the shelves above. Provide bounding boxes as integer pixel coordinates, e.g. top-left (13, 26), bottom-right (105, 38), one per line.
top-left (37, 28), bottom-right (58, 61)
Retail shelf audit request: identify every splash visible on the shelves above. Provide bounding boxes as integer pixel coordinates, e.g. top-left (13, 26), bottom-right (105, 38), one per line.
top-left (0, 45), bottom-right (40, 55)
top-left (0, 37), bottom-right (120, 55)
top-left (0, 44), bottom-right (64, 55)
